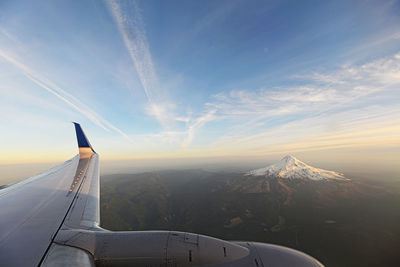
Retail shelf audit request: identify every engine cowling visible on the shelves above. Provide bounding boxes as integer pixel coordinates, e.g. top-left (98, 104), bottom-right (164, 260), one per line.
top-left (53, 230), bottom-right (323, 267)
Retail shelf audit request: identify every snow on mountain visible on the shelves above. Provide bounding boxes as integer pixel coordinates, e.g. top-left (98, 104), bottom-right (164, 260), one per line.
top-left (246, 155), bottom-right (349, 181)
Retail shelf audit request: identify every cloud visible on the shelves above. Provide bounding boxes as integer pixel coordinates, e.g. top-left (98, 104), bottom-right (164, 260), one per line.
top-left (202, 103), bottom-right (400, 159)
top-left (182, 110), bottom-right (217, 148)
top-left (107, 0), bottom-right (155, 100)
top-left (0, 48), bottom-right (132, 141)
top-left (143, 51), bottom-right (400, 150)
top-left (106, 0), bottom-right (172, 126)
top-left (106, 0), bottom-right (219, 147)
top-left (197, 52), bottom-right (400, 153)
top-left (209, 52), bottom-right (400, 117)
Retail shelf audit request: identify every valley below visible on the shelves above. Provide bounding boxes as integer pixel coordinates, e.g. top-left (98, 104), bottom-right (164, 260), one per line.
top-left (100, 168), bottom-right (400, 267)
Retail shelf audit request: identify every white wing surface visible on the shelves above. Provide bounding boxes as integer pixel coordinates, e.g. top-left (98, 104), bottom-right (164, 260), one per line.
top-left (0, 123), bottom-right (99, 266)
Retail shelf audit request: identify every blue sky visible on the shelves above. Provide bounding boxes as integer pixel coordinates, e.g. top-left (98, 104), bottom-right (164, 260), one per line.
top-left (0, 0), bottom-right (399, 176)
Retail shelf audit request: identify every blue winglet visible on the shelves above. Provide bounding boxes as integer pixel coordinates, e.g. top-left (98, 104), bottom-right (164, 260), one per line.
top-left (73, 122), bottom-right (95, 153)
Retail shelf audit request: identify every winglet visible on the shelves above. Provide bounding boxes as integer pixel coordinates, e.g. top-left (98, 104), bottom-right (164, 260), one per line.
top-left (73, 122), bottom-right (95, 157)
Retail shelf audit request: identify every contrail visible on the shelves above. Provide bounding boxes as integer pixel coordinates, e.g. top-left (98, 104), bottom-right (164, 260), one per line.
top-left (106, 0), bottom-right (169, 125)
top-left (0, 49), bottom-right (132, 141)
top-left (107, 0), bottom-right (156, 101)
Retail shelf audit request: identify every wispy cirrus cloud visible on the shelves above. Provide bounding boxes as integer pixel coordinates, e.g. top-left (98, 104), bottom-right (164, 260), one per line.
top-left (106, 0), bottom-right (219, 147)
top-left (211, 104), bottom-right (400, 158)
top-left (129, 51), bottom-right (400, 150)
top-left (208, 52), bottom-right (400, 118)
top-left (181, 110), bottom-right (217, 148)
top-left (198, 52), bottom-right (400, 153)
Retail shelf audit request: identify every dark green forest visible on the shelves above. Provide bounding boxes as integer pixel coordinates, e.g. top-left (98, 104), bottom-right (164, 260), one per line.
top-left (100, 170), bottom-right (400, 267)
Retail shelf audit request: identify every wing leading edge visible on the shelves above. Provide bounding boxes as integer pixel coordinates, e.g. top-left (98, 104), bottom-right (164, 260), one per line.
top-left (0, 123), bottom-right (99, 266)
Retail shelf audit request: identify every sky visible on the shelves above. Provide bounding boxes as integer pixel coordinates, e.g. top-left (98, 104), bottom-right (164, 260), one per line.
top-left (0, 0), bottom-right (399, 182)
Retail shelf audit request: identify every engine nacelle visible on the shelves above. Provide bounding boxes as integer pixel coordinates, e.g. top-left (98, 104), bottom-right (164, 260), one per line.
top-left (55, 230), bottom-right (249, 266)
top-left (53, 229), bottom-right (323, 267)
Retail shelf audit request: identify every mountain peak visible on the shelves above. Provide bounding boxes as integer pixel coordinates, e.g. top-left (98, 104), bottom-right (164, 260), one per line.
top-left (281, 155), bottom-right (298, 163)
top-left (282, 154), bottom-right (296, 160)
top-left (246, 156), bottom-right (349, 181)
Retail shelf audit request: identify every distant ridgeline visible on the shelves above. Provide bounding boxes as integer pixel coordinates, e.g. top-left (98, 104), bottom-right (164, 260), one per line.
top-left (100, 161), bottom-right (400, 267)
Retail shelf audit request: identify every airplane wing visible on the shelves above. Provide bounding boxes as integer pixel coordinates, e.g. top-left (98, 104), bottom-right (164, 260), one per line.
top-left (0, 123), bottom-right (323, 267)
top-left (0, 123), bottom-right (99, 266)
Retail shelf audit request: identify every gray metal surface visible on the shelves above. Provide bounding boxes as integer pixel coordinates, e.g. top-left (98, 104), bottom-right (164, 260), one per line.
top-left (41, 243), bottom-right (95, 267)
top-left (53, 229), bottom-right (323, 267)
top-left (206, 242), bottom-right (324, 267)
top-left (54, 230), bottom-right (250, 267)
top-left (0, 153), bottom-right (98, 266)
top-left (63, 154), bottom-right (100, 230)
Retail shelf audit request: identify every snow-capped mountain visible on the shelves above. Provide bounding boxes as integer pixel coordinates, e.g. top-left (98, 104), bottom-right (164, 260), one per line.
top-left (246, 155), bottom-right (349, 181)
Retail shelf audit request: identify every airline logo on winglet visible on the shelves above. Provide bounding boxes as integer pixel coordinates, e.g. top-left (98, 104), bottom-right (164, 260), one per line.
top-left (73, 122), bottom-right (95, 156)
